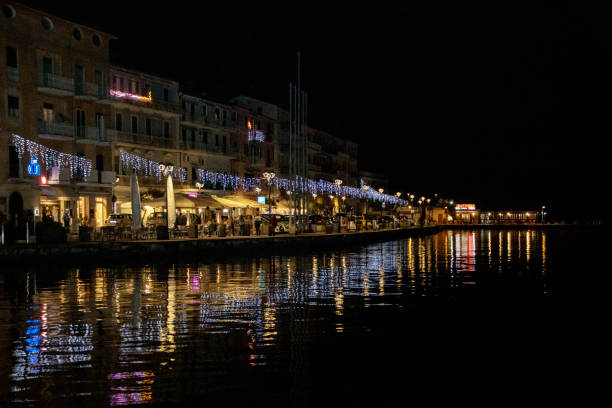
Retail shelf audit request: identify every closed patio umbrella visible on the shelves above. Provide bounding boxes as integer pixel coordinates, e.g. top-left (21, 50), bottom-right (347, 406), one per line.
top-left (130, 170), bottom-right (141, 230)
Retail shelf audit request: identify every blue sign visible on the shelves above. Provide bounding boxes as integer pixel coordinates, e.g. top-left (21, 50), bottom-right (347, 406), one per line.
top-left (257, 196), bottom-right (266, 204)
top-left (27, 157), bottom-right (41, 176)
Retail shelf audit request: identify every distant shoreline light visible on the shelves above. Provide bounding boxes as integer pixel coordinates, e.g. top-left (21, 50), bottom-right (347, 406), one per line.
top-left (109, 89), bottom-right (152, 103)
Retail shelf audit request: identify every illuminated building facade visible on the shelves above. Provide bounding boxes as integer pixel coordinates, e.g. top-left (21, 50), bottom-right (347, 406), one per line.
top-left (1, 1), bottom-right (116, 232)
top-left (479, 210), bottom-right (538, 224)
top-left (108, 65), bottom-right (183, 213)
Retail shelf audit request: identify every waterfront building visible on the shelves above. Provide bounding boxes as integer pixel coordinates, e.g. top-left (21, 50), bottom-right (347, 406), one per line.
top-left (229, 95), bottom-right (283, 178)
top-left (308, 128), bottom-right (359, 186)
top-left (108, 65), bottom-right (182, 213)
top-left (180, 93), bottom-right (236, 179)
top-left (452, 203), bottom-right (480, 224)
top-left (1, 1), bottom-right (116, 232)
top-left (479, 210), bottom-right (538, 224)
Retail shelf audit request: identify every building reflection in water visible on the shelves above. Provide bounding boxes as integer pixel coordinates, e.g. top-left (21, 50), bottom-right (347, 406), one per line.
top-left (2, 229), bottom-right (552, 405)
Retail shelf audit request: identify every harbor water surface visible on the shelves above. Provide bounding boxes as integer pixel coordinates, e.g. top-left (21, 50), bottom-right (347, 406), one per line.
top-left (0, 229), bottom-right (602, 406)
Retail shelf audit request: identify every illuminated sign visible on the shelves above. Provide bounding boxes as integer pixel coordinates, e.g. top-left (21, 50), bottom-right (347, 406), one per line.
top-left (188, 193), bottom-right (197, 198)
top-left (455, 203), bottom-right (476, 211)
top-left (257, 196), bottom-right (266, 204)
top-left (27, 157), bottom-right (41, 175)
top-left (109, 89), bottom-right (152, 103)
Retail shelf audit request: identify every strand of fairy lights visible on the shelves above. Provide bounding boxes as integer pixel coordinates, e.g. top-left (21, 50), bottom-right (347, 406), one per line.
top-left (120, 150), bottom-right (409, 206)
top-left (120, 150), bottom-right (187, 182)
top-left (11, 134), bottom-right (93, 178)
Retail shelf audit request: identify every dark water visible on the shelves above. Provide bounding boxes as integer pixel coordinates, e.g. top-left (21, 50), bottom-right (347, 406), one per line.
top-left (0, 229), bottom-right (604, 406)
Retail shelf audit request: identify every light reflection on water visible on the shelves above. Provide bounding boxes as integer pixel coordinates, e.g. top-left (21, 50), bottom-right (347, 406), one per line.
top-left (0, 230), bottom-right (555, 405)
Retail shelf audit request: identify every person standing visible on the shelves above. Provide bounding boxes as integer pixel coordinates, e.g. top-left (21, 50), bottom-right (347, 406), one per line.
top-left (63, 210), bottom-right (70, 229)
top-left (254, 213), bottom-right (262, 236)
top-left (270, 214), bottom-right (277, 236)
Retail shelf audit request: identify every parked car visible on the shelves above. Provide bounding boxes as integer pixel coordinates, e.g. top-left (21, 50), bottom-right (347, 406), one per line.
top-left (262, 214), bottom-right (290, 233)
top-left (105, 213), bottom-right (133, 227)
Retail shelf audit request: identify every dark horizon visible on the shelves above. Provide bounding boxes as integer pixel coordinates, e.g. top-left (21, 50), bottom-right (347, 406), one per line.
top-left (14, 0), bottom-right (609, 222)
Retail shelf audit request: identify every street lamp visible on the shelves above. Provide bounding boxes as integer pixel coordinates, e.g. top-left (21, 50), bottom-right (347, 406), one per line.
top-left (262, 171), bottom-right (275, 215)
top-left (395, 192), bottom-right (401, 198)
top-left (378, 188), bottom-right (384, 194)
top-left (541, 205), bottom-right (546, 223)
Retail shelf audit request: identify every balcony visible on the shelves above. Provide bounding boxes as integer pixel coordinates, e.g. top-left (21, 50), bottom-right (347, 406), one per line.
top-left (38, 120), bottom-right (74, 141)
top-left (115, 131), bottom-right (177, 149)
top-left (337, 151), bottom-right (350, 159)
top-left (75, 82), bottom-right (104, 100)
top-left (75, 127), bottom-right (113, 144)
top-left (37, 73), bottom-right (74, 96)
top-left (104, 90), bottom-right (181, 115)
top-left (181, 113), bottom-right (236, 129)
top-left (7, 66), bottom-right (19, 82)
top-left (179, 140), bottom-right (235, 156)
top-left (80, 170), bottom-right (117, 185)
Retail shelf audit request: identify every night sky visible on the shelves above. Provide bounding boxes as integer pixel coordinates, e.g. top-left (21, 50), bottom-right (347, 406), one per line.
top-left (18, 1), bottom-right (609, 221)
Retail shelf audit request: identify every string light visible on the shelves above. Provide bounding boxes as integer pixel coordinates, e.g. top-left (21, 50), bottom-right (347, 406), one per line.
top-left (11, 134), bottom-right (93, 178)
top-left (120, 150), bottom-right (186, 182)
top-left (119, 150), bottom-right (410, 205)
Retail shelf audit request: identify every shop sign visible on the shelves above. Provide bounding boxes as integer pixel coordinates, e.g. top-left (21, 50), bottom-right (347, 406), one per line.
top-left (455, 203), bottom-right (476, 211)
top-left (257, 196), bottom-right (266, 204)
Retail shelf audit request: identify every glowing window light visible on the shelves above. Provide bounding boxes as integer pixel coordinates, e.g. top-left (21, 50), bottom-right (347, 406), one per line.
top-left (109, 89), bottom-right (152, 103)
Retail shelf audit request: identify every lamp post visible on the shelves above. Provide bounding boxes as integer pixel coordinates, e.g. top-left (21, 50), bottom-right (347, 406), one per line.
top-left (362, 184), bottom-right (369, 217)
top-left (541, 205), bottom-right (546, 224)
top-left (262, 171), bottom-right (275, 215)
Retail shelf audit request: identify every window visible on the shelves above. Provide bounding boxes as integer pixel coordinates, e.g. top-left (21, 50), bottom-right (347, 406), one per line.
top-left (202, 105), bottom-right (207, 117)
top-left (131, 116), bottom-right (138, 134)
top-left (41, 17), bottom-right (54, 31)
top-left (164, 121), bottom-right (170, 138)
top-left (146, 118), bottom-right (152, 135)
top-left (42, 103), bottom-right (54, 121)
top-left (8, 95), bottom-right (19, 118)
top-left (163, 88), bottom-right (169, 102)
top-left (215, 134), bottom-right (219, 146)
top-left (72, 27), bottom-right (82, 40)
top-left (9, 145), bottom-right (19, 178)
top-left (75, 109), bottom-right (85, 138)
top-left (116, 113), bottom-right (122, 131)
top-left (6, 46), bottom-right (17, 68)
top-left (223, 135), bottom-right (227, 145)
top-left (3, 4), bottom-right (16, 19)
top-left (214, 108), bottom-right (219, 120)
top-left (92, 34), bottom-right (101, 47)
top-left (203, 132), bottom-right (208, 144)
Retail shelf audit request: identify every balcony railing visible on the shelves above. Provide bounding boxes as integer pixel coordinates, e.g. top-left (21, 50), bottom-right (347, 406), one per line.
top-left (38, 120), bottom-right (74, 138)
top-left (179, 140), bottom-right (234, 155)
top-left (75, 82), bottom-right (104, 99)
top-left (107, 91), bottom-right (181, 114)
top-left (38, 72), bottom-right (74, 94)
top-left (182, 112), bottom-right (236, 128)
top-left (75, 127), bottom-right (112, 143)
top-left (116, 131), bottom-right (177, 149)
top-left (7, 66), bottom-right (19, 82)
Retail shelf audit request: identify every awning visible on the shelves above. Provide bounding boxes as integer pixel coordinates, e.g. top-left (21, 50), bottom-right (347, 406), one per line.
top-left (142, 194), bottom-right (223, 209)
top-left (211, 195), bottom-right (246, 208)
top-left (40, 186), bottom-right (78, 198)
top-left (225, 195), bottom-right (267, 208)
